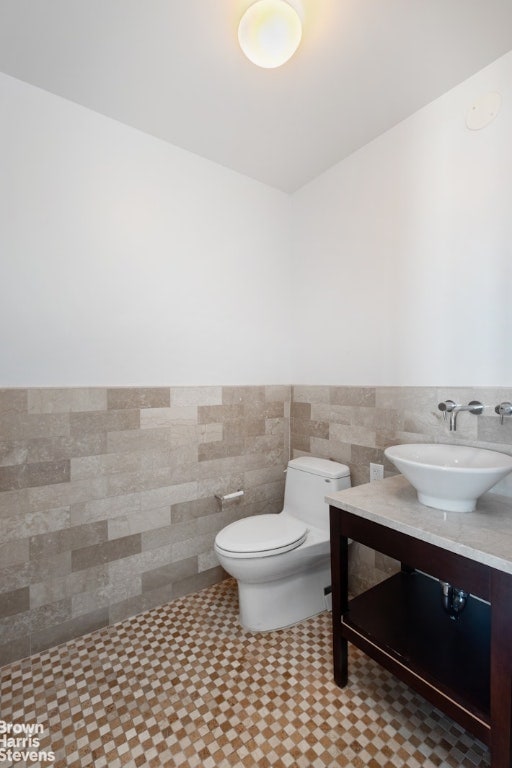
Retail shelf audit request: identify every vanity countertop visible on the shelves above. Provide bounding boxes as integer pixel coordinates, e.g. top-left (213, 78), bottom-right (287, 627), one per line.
top-left (326, 475), bottom-right (512, 576)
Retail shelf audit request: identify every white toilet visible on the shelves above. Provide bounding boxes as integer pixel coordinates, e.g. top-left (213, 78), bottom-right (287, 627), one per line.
top-left (214, 456), bottom-right (351, 631)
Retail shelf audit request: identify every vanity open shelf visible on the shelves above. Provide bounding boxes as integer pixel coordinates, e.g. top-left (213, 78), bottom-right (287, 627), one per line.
top-left (328, 476), bottom-right (512, 768)
top-left (343, 569), bottom-right (490, 729)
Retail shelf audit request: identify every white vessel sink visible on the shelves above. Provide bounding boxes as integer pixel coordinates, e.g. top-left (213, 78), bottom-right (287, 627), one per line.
top-left (384, 443), bottom-right (512, 512)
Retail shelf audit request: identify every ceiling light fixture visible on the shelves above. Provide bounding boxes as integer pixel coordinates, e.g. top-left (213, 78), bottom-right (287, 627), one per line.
top-left (238, 0), bottom-right (302, 69)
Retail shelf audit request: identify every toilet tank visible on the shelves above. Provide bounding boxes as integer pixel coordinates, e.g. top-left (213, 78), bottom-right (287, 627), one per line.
top-left (283, 457), bottom-right (351, 530)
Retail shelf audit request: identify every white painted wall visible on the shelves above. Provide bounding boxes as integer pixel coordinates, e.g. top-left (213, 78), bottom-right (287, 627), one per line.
top-left (0, 73), bottom-right (293, 386)
top-left (291, 52), bottom-right (512, 386)
top-left (2, 52), bottom-right (512, 388)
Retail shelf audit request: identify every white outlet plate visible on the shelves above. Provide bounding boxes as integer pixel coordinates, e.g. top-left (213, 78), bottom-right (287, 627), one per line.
top-left (370, 462), bottom-right (384, 482)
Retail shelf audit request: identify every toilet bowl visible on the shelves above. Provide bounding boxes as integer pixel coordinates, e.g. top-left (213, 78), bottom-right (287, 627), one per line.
top-left (214, 456), bottom-right (351, 631)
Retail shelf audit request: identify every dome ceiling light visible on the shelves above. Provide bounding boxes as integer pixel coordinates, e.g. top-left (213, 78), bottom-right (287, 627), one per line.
top-left (238, 0), bottom-right (302, 69)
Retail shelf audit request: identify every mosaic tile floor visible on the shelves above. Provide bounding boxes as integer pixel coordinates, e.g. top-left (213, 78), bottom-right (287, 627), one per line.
top-left (0, 579), bottom-right (489, 768)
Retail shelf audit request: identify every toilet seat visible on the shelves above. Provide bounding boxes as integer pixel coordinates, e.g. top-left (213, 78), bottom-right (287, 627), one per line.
top-left (215, 514), bottom-right (308, 559)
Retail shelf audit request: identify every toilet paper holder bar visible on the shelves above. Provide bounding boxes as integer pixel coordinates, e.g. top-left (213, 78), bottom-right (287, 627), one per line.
top-left (215, 490), bottom-right (244, 502)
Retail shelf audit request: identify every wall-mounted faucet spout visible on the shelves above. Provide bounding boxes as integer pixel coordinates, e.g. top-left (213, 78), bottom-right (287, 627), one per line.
top-left (438, 400), bottom-right (484, 431)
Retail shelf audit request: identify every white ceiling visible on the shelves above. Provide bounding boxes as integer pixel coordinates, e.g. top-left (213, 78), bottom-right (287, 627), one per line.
top-left (1, 0), bottom-right (511, 192)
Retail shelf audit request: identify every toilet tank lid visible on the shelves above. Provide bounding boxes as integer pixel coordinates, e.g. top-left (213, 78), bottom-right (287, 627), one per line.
top-left (288, 456), bottom-right (350, 479)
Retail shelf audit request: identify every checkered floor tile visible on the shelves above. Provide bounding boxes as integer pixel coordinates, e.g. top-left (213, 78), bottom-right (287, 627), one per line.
top-left (0, 579), bottom-right (490, 767)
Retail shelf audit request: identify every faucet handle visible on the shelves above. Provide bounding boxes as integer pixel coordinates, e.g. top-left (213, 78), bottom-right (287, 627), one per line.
top-left (495, 402), bottom-right (512, 425)
top-left (438, 400), bottom-right (457, 421)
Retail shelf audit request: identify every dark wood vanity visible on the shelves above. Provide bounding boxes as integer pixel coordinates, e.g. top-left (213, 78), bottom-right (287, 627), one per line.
top-left (328, 476), bottom-right (512, 768)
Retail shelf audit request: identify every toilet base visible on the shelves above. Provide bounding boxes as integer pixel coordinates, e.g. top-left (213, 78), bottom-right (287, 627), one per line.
top-left (237, 561), bottom-right (331, 632)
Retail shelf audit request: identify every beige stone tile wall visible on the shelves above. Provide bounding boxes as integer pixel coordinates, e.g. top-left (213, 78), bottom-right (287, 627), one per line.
top-left (3, 381), bottom-right (511, 665)
top-left (0, 385), bottom-right (290, 665)
top-left (291, 385), bottom-right (512, 592)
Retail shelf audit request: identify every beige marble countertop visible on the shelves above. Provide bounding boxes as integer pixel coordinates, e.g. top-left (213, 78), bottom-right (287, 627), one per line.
top-left (326, 475), bottom-right (512, 575)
